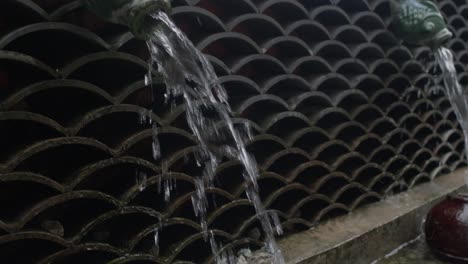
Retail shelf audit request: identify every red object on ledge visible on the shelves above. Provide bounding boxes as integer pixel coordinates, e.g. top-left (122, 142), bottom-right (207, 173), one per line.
top-left (425, 193), bottom-right (468, 263)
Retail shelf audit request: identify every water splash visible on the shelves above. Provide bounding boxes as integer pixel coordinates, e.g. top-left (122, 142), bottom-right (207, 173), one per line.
top-left (144, 11), bottom-right (284, 263)
top-left (208, 231), bottom-right (238, 264)
top-left (139, 108), bottom-right (152, 125)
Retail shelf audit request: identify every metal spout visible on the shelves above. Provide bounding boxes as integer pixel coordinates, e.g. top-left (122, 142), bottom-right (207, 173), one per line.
top-left (390, 0), bottom-right (452, 49)
top-left (84, 0), bottom-right (171, 39)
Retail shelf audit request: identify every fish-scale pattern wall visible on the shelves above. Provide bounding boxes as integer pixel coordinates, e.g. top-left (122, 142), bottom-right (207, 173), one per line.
top-left (1, 0), bottom-right (467, 263)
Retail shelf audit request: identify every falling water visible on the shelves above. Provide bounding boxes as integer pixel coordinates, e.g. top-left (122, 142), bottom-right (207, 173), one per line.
top-left (434, 47), bottom-right (468, 188)
top-left (143, 11), bottom-right (284, 263)
top-left (434, 47), bottom-right (468, 159)
top-left (369, 47), bottom-right (468, 264)
top-left (136, 169), bottom-right (148, 192)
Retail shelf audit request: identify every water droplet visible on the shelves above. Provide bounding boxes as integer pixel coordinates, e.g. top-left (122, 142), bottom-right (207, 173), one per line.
top-left (145, 74), bottom-right (150, 86)
top-left (152, 124), bottom-right (161, 160)
top-left (136, 170), bottom-right (147, 192)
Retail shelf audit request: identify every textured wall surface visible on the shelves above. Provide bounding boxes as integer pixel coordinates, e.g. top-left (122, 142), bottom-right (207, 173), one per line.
top-left (0, 0), bottom-right (467, 263)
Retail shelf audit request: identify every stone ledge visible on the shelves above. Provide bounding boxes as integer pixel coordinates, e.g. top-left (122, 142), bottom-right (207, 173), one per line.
top-left (278, 168), bottom-right (467, 264)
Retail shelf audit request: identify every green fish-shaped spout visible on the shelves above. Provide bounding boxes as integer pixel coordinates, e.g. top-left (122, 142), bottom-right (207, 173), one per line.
top-left (390, 0), bottom-right (452, 49)
top-left (84, 0), bottom-right (171, 39)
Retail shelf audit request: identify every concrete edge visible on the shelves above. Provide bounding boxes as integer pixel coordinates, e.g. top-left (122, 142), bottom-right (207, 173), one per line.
top-left (278, 168), bottom-right (468, 264)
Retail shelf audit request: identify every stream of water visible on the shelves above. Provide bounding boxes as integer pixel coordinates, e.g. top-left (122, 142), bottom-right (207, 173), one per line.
top-left (141, 11), bottom-right (284, 263)
top-left (132, 7), bottom-right (466, 264)
top-left (373, 46), bottom-right (467, 264)
top-left (434, 47), bottom-right (468, 156)
top-left (434, 47), bottom-right (468, 185)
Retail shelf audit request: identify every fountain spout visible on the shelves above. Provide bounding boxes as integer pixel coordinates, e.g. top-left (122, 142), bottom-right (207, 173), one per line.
top-left (83, 0), bottom-right (171, 39)
top-left (390, 0), bottom-right (452, 49)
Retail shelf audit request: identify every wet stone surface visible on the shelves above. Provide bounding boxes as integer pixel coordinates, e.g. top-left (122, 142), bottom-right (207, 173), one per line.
top-left (376, 238), bottom-right (452, 264)
top-left (234, 248), bottom-right (275, 264)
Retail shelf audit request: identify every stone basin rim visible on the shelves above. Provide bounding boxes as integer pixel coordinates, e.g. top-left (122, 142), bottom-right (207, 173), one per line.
top-left (278, 167), bottom-right (468, 264)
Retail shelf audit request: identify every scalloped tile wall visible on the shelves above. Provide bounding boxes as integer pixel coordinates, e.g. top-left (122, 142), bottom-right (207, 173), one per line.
top-left (0, 0), bottom-right (466, 263)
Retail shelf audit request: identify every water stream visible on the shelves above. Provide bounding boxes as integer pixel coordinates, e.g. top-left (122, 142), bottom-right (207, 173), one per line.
top-left (434, 47), bottom-right (468, 185)
top-left (141, 11), bottom-right (284, 263)
top-left (434, 47), bottom-right (468, 155)
top-left (132, 7), bottom-right (466, 264)
top-left (372, 46), bottom-right (467, 263)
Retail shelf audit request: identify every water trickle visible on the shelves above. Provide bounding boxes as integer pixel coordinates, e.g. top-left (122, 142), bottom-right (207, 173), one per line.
top-left (433, 46), bottom-right (468, 193)
top-left (152, 123), bottom-right (161, 161)
top-left (163, 177), bottom-right (176, 202)
top-left (153, 228), bottom-right (160, 256)
top-left (434, 47), bottom-right (468, 162)
top-left (136, 169), bottom-right (147, 192)
top-left (417, 89), bottom-right (422, 99)
top-left (139, 108), bottom-right (160, 161)
top-left (139, 108), bottom-right (152, 125)
top-left (140, 10), bottom-right (284, 263)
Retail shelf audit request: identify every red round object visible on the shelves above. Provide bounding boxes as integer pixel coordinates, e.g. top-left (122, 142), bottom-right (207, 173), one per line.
top-left (425, 193), bottom-right (468, 263)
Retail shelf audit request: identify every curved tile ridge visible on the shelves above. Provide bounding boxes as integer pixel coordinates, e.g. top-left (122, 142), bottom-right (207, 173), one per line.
top-left (0, 22), bottom-right (111, 50)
